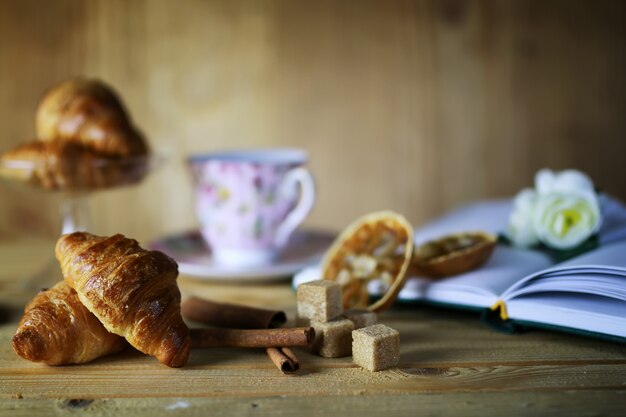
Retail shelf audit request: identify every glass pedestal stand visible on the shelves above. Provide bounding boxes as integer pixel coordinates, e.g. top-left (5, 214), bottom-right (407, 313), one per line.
top-left (1, 152), bottom-right (165, 294)
top-left (60, 193), bottom-right (91, 235)
top-left (18, 194), bottom-right (92, 292)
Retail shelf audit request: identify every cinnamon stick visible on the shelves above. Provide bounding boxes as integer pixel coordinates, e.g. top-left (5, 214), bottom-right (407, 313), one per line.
top-left (266, 347), bottom-right (300, 374)
top-left (182, 297), bottom-right (286, 329)
top-left (189, 327), bottom-right (314, 349)
top-left (182, 297), bottom-right (306, 374)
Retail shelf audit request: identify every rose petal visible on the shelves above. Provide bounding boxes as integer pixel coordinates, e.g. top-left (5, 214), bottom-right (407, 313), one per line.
top-left (507, 188), bottom-right (540, 247)
top-left (535, 169), bottom-right (556, 195)
top-left (506, 207), bottom-right (539, 248)
top-left (552, 169), bottom-right (595, 194)
top-left (513, 188), bottom-right (537, 211)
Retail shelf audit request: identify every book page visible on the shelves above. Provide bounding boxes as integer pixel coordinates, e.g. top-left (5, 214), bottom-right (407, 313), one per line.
top-left (501, 241), bottom-right (626, 301)
top-left (598, 195), bottom-right (626, 245)
top-left (502, 274), bottom-right (626, 301)
top-left (400, 246), bottom-right (553, 308)
top-left (506, 293), bottom-right (626, 338)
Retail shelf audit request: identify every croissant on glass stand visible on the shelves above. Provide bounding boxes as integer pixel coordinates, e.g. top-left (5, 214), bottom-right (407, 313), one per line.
top-left (55, 232), bottom-right (190, 368)
top-left (12, 281), bottom-right (125, 365)
top-left (0, 78), bottom-right (149, 190)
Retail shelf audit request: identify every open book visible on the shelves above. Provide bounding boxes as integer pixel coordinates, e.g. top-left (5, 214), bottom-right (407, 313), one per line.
top-left (294, 197), bottom-right (626, 342)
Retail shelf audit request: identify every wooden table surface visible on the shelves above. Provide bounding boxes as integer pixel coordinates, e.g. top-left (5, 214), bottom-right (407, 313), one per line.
top-left (0, 239), bottom-right (625, 416)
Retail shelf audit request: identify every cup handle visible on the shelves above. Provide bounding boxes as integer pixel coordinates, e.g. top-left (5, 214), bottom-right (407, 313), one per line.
top-left (274, 166), bottom-right (316, 247)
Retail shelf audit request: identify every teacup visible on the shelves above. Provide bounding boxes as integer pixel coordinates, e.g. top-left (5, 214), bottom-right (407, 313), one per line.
top-left (188, 149), bottom-right (316, 267)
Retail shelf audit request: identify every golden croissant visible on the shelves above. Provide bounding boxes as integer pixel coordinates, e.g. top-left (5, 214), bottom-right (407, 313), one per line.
top-left (12, 281), bottom-right (125, 365)
top-left (56, 232), bottom-right (190, 368)
top-left (36, 78), bottom-right (148, 157)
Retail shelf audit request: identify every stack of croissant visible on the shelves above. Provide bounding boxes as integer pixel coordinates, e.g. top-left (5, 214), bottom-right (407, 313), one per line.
top-left (0, 78), bottom-right (149, 190)
top-left (12, 232), bottom-right (190, 367)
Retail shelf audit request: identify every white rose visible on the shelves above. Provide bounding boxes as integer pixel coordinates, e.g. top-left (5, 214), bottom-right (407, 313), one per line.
top-left (533, 190), bottom-right (601, 249)
top-left (506, 188), bottom-right (540, 248)
top-left (535, 169), bottom-right (595, 196)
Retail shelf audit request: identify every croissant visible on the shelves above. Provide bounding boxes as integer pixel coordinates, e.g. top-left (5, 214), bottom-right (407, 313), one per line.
top-left (12, 281), bottom-right (125, 365)
top-left (56, 232), bottom-right (190, 368)
top-left (0, 140), bottom-right (131, 190)
top-left (36, 78), bottom-right (148, 157)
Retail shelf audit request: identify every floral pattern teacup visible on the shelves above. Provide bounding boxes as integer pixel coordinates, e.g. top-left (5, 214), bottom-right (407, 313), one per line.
top-left (188, 149), bottom-right (315, 267)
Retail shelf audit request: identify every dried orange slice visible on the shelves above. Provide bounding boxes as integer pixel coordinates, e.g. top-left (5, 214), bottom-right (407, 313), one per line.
top-left (321, 211), bottom-right (414, 312)
top-left (410, 231), bottom-right (496, 279)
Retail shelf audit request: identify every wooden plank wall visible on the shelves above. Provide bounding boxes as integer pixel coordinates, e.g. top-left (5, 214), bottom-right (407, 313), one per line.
top-left (0, 0), bottom-right (624, 243)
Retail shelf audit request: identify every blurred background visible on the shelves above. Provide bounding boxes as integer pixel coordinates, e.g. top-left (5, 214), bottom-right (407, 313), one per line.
top-left (0, 0), bottom-right (624, 244)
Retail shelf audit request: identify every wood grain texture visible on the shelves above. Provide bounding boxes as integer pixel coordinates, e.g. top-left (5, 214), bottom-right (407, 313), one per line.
top-left (1, 305), bottom-right (626, 415)
top-left (0, 0), bottom-right (625, 242)
top-left (2, 393), bottom-right (626, 417)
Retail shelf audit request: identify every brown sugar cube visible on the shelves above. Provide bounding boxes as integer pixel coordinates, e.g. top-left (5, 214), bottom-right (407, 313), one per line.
top-left (310, 318), bottom-right (355, 358)
top-left (297, 280), bottom-right (342, 323)
top-left (352, 324), bottom-right (400, 372)
top-left (344, 309), bottom-right (378, 329)
top-left (295, 316), bottom-right (311, 327)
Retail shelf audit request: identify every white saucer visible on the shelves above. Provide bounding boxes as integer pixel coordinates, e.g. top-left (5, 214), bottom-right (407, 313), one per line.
top-left (149, 229), bottom-right (335, 282)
